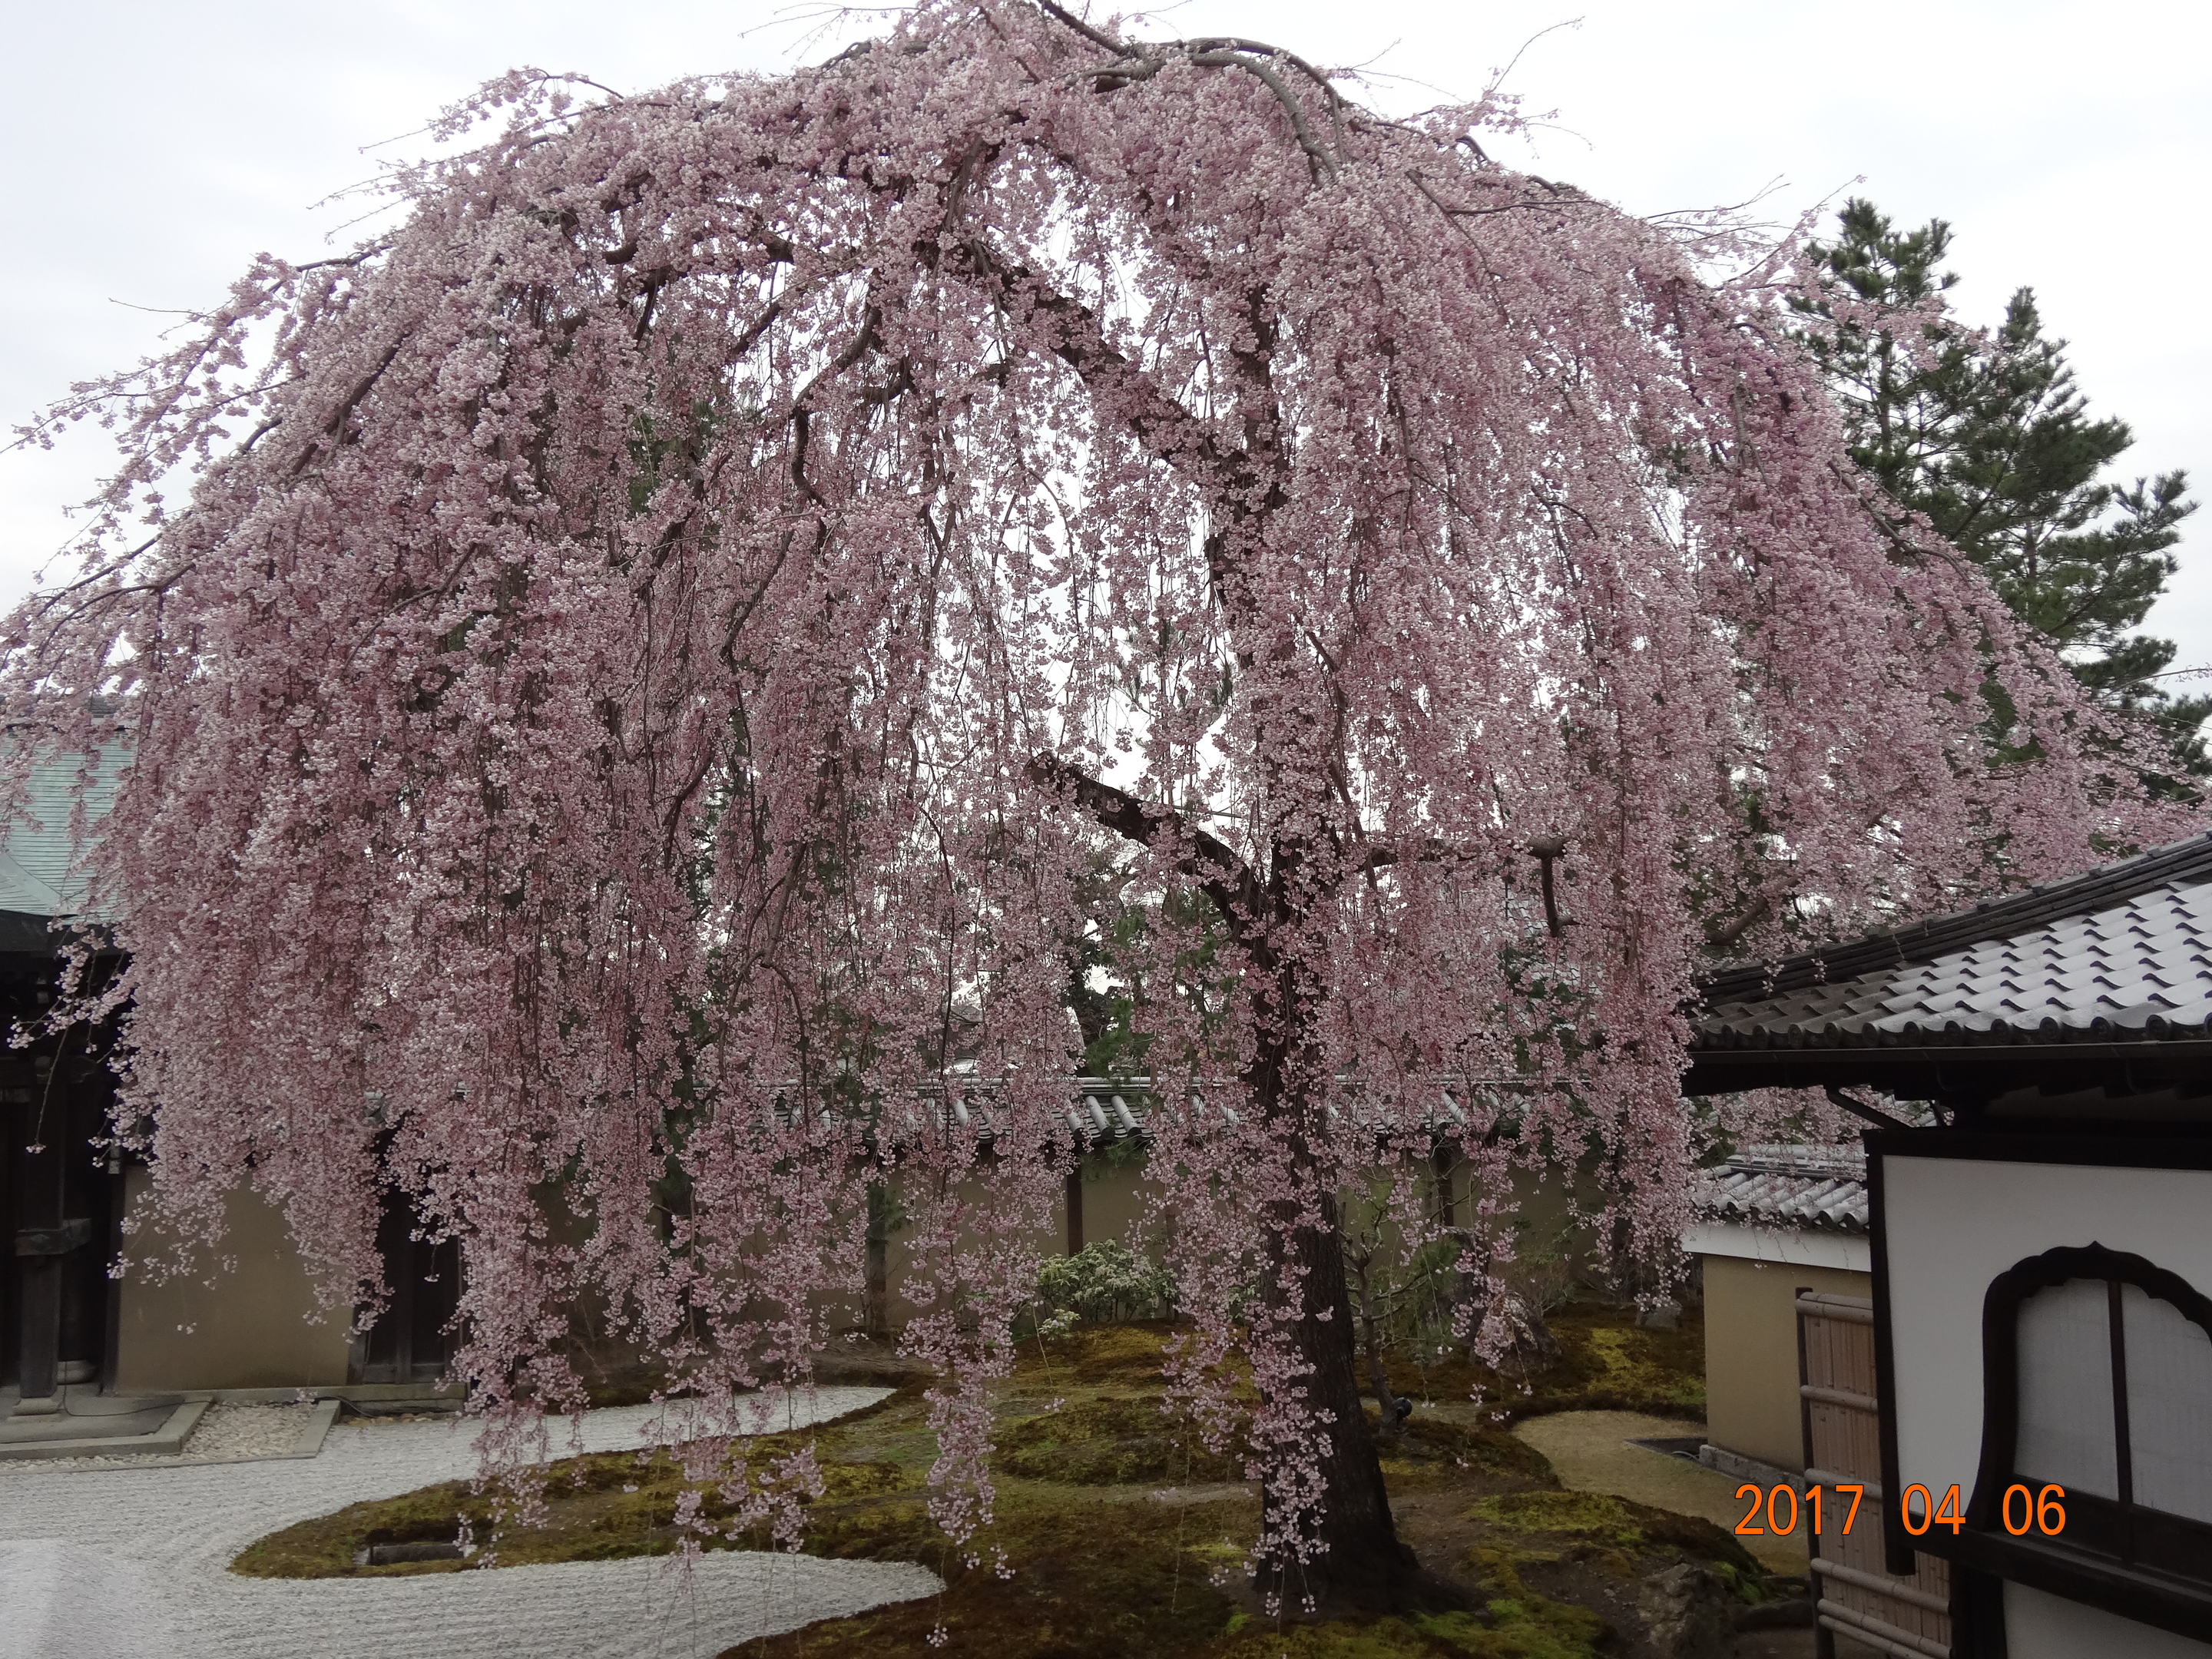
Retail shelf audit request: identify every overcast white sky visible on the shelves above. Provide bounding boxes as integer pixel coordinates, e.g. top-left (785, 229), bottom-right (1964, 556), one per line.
top-left (4, 0), bottom-right (2207, 662)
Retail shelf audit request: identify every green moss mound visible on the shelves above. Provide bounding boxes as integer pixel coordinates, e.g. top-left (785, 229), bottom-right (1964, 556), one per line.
top-left (1472, 1490), bottom-right (1760, 1576)
top-left (1194, 1600), bottom-right (1604, 1659)
top-left (1371, 1412), bottom-right (1555, 1488)
top-left (1383, 1297), bottom-right (1707, 1422)
top-left (994, 1392), bottom-right (1245, 1485)
top-left (233, 1395), bottom-right (940, 1580)
top-left (1015, 1318), bottom-right (1184, 1385)
top-left (722, 1490), bottom-right (1256, 1659)
top-left (233, 1478), bottom-right (484, 1579)
top-left (229, 1449), bottom-right (932, 1579)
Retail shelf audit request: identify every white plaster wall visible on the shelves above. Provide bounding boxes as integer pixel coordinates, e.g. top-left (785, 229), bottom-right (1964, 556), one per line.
top-left (1682, 1220), bottom-right (1869, 1273)
top-left (2005, 1583), bottom-right (2212, 1658)
top-left (1883, 1155), bottom-right (2212, 1511)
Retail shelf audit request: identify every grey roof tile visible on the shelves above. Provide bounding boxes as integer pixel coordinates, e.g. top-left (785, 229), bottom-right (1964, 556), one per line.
top-left (1696, 833), bottom-right (2212, 1053)
top-left (1695, 1144), bottom-right (1868, 1233)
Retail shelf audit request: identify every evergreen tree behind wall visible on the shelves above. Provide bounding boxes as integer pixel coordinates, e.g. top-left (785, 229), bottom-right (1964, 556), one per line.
top-left (1798, 199), bottom-right (2207, 779)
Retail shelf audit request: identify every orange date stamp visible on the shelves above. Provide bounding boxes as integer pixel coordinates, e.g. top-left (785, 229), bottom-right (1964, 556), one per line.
top-left (1731, 1482), bottom-right (2068, 1538)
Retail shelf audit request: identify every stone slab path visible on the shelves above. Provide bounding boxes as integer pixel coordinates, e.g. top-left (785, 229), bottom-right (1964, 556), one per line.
top-left (0, 1388), bottom-right (939, 1659)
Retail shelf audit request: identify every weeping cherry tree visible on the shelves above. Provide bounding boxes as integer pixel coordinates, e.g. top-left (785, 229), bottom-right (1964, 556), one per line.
top-left (4, 0), bottom-right (2185, 1612)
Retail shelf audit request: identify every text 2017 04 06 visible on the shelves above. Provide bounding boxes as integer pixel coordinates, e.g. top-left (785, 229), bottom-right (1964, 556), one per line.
top-left (1731, 1482), bottom-right (2068, 1538)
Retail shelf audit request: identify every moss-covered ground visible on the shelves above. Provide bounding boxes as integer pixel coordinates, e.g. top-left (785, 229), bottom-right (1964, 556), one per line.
top-left (1373, 1300), bottom-right (1709, 1424)
top-left (235, 1303), bottom-right (1775, 1658)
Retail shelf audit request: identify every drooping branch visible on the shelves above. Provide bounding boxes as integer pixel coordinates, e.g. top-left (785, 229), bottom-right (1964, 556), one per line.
top-left (943, 241), bottom-right (1230, 480)
top-left (1034, 0), bottom-right (1124, 55)
top-left (287, 343), bottom-right (402, 478)
top-left (932, 232), bottom-right (1288, 621)
top-left (1359, 836), bottom-right (1568, 941)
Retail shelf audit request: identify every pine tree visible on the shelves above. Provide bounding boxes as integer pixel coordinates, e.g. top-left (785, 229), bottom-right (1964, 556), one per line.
top-left (1800, 199), bottom-right (2206, 777)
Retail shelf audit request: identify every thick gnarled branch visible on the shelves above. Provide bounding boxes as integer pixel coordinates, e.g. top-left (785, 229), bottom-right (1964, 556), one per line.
top-left (1703, 891), bottom-right (1775, 952)
top-left (1038, 2), bottom-right (1346, 183)
top-left (1025, 753), bottom-right (1267, 946)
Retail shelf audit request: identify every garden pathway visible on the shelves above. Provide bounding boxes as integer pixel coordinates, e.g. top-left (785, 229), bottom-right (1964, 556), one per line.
top-left (1512, 1409), bottom-right (1811, 1575)
top-left (0, 1388), bottom-right (940, 1659)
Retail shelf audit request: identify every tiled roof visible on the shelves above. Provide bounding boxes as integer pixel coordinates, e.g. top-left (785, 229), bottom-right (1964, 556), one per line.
top-left (790, 1076), bottom-right (1502, 1144)
top-left (0, 750), bottom-right (123, 922)
top-left (1694, 831), bottom-right (2212, 1052)
top-left (1697, 1144), bottom-right (1867, 1233)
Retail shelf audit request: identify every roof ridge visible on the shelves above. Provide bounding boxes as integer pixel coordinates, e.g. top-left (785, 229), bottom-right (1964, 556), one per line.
top-left (1699, 830), bottom-right (2212, 1006)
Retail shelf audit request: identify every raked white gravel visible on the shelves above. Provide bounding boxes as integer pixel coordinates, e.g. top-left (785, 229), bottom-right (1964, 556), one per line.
top-left (0, 1387), bottom-right (941, 1659)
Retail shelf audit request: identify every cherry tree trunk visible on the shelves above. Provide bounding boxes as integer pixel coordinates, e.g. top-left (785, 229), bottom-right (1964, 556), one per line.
top-left (1257, 1178), bottom-right (1418, 1611)
top-left (1247, 957), bottom-right (1424, 1613)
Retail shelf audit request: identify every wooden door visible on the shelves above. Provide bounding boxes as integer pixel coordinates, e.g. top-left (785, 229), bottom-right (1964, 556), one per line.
top-left (355, 1186), bottom-right (462, 1386)
top-left (1798, 1290), bottom-right (1953, 1659)
top-left (3, 1051), bottom-right (114, 1397)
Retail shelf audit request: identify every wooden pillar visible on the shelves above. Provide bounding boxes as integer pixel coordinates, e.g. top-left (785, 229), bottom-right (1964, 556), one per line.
top-left (1432, 1144), bottom-right (1457, 1230)
top-left (863, 1179), bottom-right (890, 1338)
top-left (12, 1058), bottom-right (65, 1408)
top-left (1065, 1156), bottom-right (1084, 1256)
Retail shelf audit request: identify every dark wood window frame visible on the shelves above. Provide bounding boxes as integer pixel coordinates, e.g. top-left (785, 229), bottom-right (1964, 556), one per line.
top-left (1971, 1245), bottom-right (2212, 1562)
top-left (1866, 1128), bottom-right (2212, 1651)
top-left (1945, 1241), bottom-right (2212, 1643)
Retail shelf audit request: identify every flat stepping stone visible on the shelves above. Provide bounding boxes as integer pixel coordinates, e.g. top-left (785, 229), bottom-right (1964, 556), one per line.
top-left (1, 1406), bottom-right (180, 1445)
